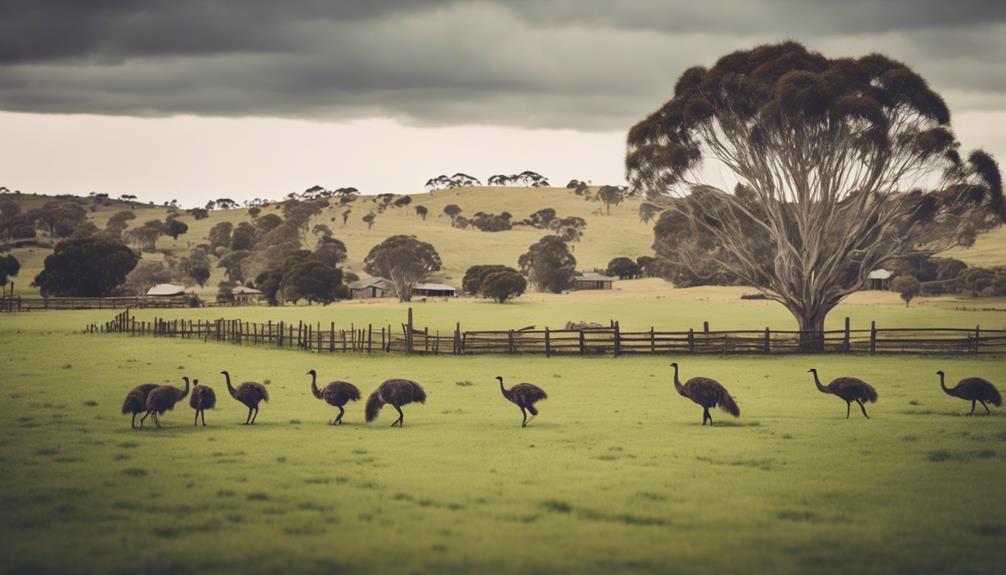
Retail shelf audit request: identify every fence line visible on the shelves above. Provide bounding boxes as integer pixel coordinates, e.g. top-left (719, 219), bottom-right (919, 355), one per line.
top-left (83, 308), bottom-right (1006, 356)
top-left (0, 295), bottom-right (249, 312)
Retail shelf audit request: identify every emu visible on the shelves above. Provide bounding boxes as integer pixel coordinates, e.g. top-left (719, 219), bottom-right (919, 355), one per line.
top-left (121, 383), bottom-right (160, 429)
top-left (140, 377), bottom-right (191, 428)
top-left (938, 371), bottom-right (1002, 415)
top-left (221, 370), bottom-right (269, 425)
top-left (365, 379), bottom-right (426, 427)
top-left (308, 369), bottom-right (361, 425)
top-left (809, 368), bottom-right (878, 419)
top-left (189, 379), bottom-right (216, 427)
top-left (670, 363), bottom-right (740, 425)
top-left (496, 376), bottom-right (547, 427)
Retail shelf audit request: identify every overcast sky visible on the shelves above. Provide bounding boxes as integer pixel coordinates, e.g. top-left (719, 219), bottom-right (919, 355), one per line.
top-left (2, 0), bottom-right (1005, 204)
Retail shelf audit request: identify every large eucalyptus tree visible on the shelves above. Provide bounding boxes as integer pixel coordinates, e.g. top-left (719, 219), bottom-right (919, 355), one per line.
top-left (627, 42), bottom-right (1003, 349)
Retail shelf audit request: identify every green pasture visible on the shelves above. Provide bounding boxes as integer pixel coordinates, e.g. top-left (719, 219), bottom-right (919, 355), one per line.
top-left (1, 307), bottom-right (1005, 575)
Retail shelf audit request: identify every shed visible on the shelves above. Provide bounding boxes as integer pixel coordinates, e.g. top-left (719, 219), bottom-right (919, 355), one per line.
top-left (867, 269), bottom-right (893, 291)
top-left (572, 272), bottom-right (614, 290)
top-left (231, 285), bottom-right (263, 303)
top-left (349, 277), bottom-right (395, 299)
top-left (146, 283), bottom-right (186, 297)
top-left (413, 282), bottom-right (457, 297)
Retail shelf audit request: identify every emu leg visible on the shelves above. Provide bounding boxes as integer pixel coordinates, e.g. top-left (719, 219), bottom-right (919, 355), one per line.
top-left (392, 404), bottom-right (404, 427)
top-left (336, 406), bottom-right (345, 425)
top-left (702, 407), bottom-right (710, 426)
top-left (201, 410), bottom-right (207, 427)
top-left (251, 407), bottom-right (259, 424)
top-left (245, 407), bottom-right (253, 425)
top-left (846, 402), bottom-right (851, 419)
top-left (857, 399), bottom-right (870, 419)
top-left (970, 400), bottom-right (976, 416)
top-left (980, 400), bottom-right (991, 415)
top-left (153, 412), bottom-right (161, 428)
top-left (194, 410), bottom-right (199, 427)
top-left (139, 411), bottom-right (151, 428)
top-left (131, 413), bottom-right (137, 429)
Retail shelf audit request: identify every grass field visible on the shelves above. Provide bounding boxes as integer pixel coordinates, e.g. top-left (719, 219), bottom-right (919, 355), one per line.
top-left (2, 297), bottom-right (1006, 575)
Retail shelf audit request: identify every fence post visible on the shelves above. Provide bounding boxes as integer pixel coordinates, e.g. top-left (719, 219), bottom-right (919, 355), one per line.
top-left (975, 324), bottom-right (981, 354)
top-left (381, 326), bottom-right (386, 352)
top-left (508, 330), bottom-right (515, 354)
top-left (688, 329), bottom-right (695, 353)
top-left (545, 327), bottom-right (551, 358)
top-left (703, 321), bottom-right (709, 334)
top-left (454, 323), bottom-right (461, 355)
top-left (843, 317), bottom-right (851, 353)
top-left (579, 330), bottom-right (585, 355)
top-left (614, 321), bottom-right (621, 356)
top-left (763, 327), bottom-right (770, 354)
top-left (424, 327), bottom-right (429, 353)
top-left (870, 321), bottom-right (877, 354)
top-left (650, 327), bottom-right (655, 354)
top-left (368, 324), bottom-right (373, 353)
top-left (407, 307), bottom-right (414, 355)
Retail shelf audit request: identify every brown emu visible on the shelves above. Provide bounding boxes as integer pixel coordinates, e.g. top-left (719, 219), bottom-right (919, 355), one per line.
top-left (938, 371), bottom-right (1002, 415)
top-left (497, 376), bottom-right (547, 427)
top-left (809, 368), bottom-right (878, 419)
top-left (308, 369), bottom-right (361, 425)
top-left (189, 379), bottom-right (217, 427)
top-left (121, 383), bottom-right (160, 429)
top-left (221, 370), bottom-right (269, 425)
top-left (140, 377), bottom-right (191, 428)
top-left (670, 363), bottom-right (740, 425)
top-left (365, 379), bottom-right (426, 427)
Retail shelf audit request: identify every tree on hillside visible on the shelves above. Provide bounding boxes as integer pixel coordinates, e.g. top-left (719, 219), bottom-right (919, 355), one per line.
top-left (255, 213), bottom-right (284, 235)
top-left (229, 222), bottom-right (257, 251)
top-left (518, 235), bottom-right (577, 293)
top-left (636, 255), bottom-right (660, 277)
top-left (480, 268), bottom-right (527, 303)
top-left (208, 221), bottom-right (233, 250)
top-left (248, 206), bottom-right (261, 219)
top-left (549, 216), bottom-right (587, 243)
top-left (124, 220), bottom-right (166, 252)
top-left (341, 209), bottom-right (352, 226)
top-left (167, 218), bottom-right (188, 240)
top-left (314, 236), bottom-right (348, 268)
top-left (32, 237), bottom-right (139, 297)
top-left (606, 257), bottom-right (641, 279)
top-left (597, 185), bottom-right (624, 214)
top-left (443, 204), bottom-right (463, 226)
top-left (105, 210), bottom-right (136, 237)
top-left (415, 205), bottom-right (428, 221)
top-left (626, 42), bottom-right (1004, 349)
top-left (189, 265), bottom-right (211, 288)
top-left (394, 195), bottom-right (413, 208)
top-left (123, 261), bottom-right (173, 295)
top-left (891, 275), bottom-right (922, 307)
top-left (0, 254), bottom-right (20, 284)
top-left (462, 264), bottom-right (510, 295)
top-left (283, 258), bottom-right (344, 305)
top-left (363, 235), bottom-right (442, 302)
top-left (217, 250), bottom-right (251, 282)
top-left (523, 208), bottom-right (557, 229)
top-left (362, 212), bottom-right (376, 230)
top-left (312, 223), bottom-right (333, 240)
top-left (29, 200), bottom-right (88, 240)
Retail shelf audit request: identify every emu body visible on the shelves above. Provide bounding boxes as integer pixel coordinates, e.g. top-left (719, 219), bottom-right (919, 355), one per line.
top-left (308, 369), bottom-right (361, 424)
top-left (938, 371), bottom-right (1001, 415)
top-left (221, 370), bottom-right (269, 425)
top-left (140, 377), bottom-right (191, 428)
top-left (809, 368), bottom-right (878, 419)
top-left (121, 383), bottom-right (159, 429)
top-left (365, 379), bottom-right (426, 427)
top-left (189, 380), bottom-right (216, 427)
top-left (497, 376), bottom-right (547, 427)
top-left (670, 363), bottom-right (739, 425)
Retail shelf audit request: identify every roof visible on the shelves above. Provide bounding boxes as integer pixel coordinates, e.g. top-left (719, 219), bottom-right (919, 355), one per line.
top-left (574, 272), bottom-right (614, 282)
top-left (867, 269), bottom-right (892, 280)
top-left (414, 282), bottom-right (457, 291)
top-left (231, 286), bottom-right (262, 295)
top-left (349, 277), bottom-right (393, 290)
top-left (146, 283), bottom-right (186, 296)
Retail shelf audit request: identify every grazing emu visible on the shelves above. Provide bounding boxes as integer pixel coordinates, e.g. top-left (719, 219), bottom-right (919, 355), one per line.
top-left (140, 377), bottom-right (191, 428)
top-left (121, 383), bottom-right (160, 429)
top-left (189, 379), bottom-right (216, 427)
top-left (670, 363), bottom-right (740, 425)
top-left (809, 368), bottom-right (878, 419)
top-left (221, 370), bottom-right (269, 425)
top-left (365, 379), bottom-right (426, 427)
top-left (938, 371), bottom-right (1002, 416)
top-left (308, 369), bottom-right (361, 425)
top-left (497, 376), bottom-right (547, 427)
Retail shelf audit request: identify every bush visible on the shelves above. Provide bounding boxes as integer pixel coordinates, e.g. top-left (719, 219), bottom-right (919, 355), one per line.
top-left (462, 264), bottom-right (510, 295)
top-left (891, 275), bottom-right (921, 307)
top-left (606, 257), bottom-right (641, 279)
top-left (33, 237), bottom-right (139, 297)
top-left (480, 269), bottom-right (527, 303)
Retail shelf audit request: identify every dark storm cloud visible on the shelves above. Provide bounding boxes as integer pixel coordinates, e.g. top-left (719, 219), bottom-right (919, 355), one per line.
top-left (1, 0), bottom-right (1005, 129)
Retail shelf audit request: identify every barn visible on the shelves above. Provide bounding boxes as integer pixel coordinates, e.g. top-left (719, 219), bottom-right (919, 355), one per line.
top-left (413, 282), bottom-right (457, 297)
top-left (349, 277), bottom-right (395, 299)
top-left (867, 269), bottom-right (893, 290)
top-left (571, 272), bottom-right (614, 290)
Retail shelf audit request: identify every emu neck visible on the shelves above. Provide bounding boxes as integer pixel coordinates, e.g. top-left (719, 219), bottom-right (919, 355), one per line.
top-left (310, 372), bottom-right (322, 399)
top-left (223, 372), bottom-right (238, 399)
top-left (672, 366), bottom-right (685, 396)
top-left (178, 377), bottom-right (190, 401)
top-left (811, 371), bottom-right (829, 394)
top-left (498, 378), bottom-right (509, 399)
top-left (939, 373), bottom-right (952, 395)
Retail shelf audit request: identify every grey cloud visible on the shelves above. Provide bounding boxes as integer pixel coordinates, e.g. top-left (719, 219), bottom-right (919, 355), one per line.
top-left (1, 1), bottom-right (1005, 130)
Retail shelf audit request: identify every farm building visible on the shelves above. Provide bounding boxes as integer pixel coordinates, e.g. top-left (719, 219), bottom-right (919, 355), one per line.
top-left (146, 283), bottom-right (187, 297)
top-left (867, 269), bottom-right (893, 290)
top-left (572, 272), bottom-right (614, 290)
top-left (231, 285), bottom-right (263, 303)
top-left (349, 277), bottom-right (395, 299)
top-left (413, 282), bottom-right (457, 297)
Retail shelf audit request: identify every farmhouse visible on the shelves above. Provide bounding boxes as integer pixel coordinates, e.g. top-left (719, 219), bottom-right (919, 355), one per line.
top-left (146, 283), bottom-right (187, 297)
top-left (349, 277), bottom-right (395, 299)
top-left (413, 282), bottom-right (457, 297)
top-left (231, 285), bottom-right (263, 303)
top-left (572, 272), bottom-right (614, 290)
top-left (867, 269), bottom-right (893, 290)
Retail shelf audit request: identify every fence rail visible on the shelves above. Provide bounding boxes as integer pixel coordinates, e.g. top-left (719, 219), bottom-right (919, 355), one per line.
top-left (84, 308), bottom-right (1006, 356)
top-left (0, 295), bottom-right (249, 312)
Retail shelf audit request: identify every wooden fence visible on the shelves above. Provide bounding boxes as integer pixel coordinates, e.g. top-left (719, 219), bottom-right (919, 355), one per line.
top-left (84, 308), bottom-right (1006, 356)
top-left (0, 295), bottom-right (249, 312)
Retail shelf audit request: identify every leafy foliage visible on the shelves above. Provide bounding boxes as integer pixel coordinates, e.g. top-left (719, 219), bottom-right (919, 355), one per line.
top-left (363, 235), bottom-right (442, 302)
top-left (480, 268), bottom-right (527, 303)
top-left (518, 235), bottom-right (576, 293)
top-left (606, 257), bottom-right (641, 279)
top-left (32, 237), bottom-right (139, 297)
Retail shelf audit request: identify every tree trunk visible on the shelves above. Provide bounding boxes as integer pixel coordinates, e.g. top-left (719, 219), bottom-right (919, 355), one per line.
top-left (794, 308), bottom-right (829, 352)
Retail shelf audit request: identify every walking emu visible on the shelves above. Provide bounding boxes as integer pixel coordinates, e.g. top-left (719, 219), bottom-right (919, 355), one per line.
top-left (221, 370), bottom-right (269, 425)
top-left (496, 376), bottom-right (547, 427)
top-left (670, 363), bottom-right (740, 425)
top-left (121, 383), bottom-right (160, 429)
top-left (938, 371), bottom-right (1002, 415)
top-left (308, 369), bottom-right (361, 425)
top-left (189, 379), bottom-right (216, 427)
top-left (365, 379), bottom-right (426, 427)
top-left (140, 377), bottom-right (191, 428)
top-left (809, 368), bottom-right (878, 419)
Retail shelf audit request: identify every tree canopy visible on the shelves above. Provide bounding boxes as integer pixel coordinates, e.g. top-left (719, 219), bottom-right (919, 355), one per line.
top-left (518, 235), bottom-right (577, 293)
top-left (33, 237), bottom-right (139, 297)
top-left (363, 235), bottom-right (442, 302)
top-left (480, 268), bottom-right (527, 303)
top-left (626, 42), bottom-right (1004, 348)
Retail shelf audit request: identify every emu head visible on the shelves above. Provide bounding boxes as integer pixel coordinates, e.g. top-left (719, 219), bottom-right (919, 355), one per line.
top-left (495, 376), bottom-right (503, 382)
top-left (219, 370), bottom-right (228, 376)
top-left (669, 362), bottom-right (678, 368)
top-left (936, 370), bottom-right (944, 376)
top-left (193, 379), bottom-right (199, 386)
top-left (807, 368), bottom-right (817, 373)
top-left (307, 369), bottom-right (316, 376)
